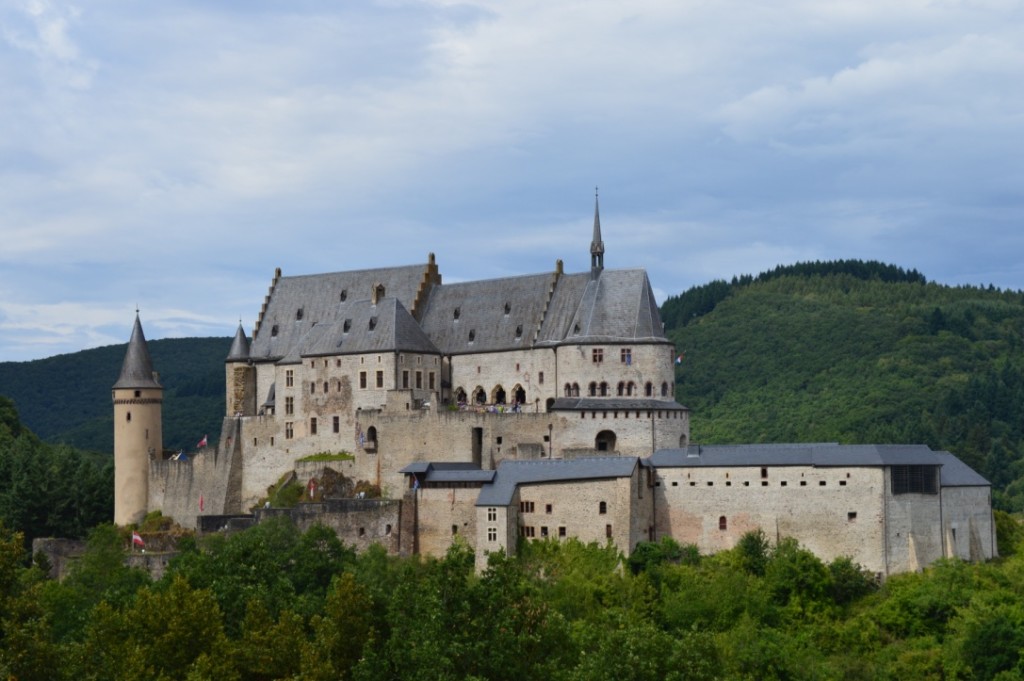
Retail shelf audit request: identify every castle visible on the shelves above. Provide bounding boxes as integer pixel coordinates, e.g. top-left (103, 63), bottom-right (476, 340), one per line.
top-left (113, 197), bottom-right (996, 576)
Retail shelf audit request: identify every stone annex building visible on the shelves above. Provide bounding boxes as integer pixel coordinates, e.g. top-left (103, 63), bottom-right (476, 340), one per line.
top-left (113, 199), bottom-right (996, 576)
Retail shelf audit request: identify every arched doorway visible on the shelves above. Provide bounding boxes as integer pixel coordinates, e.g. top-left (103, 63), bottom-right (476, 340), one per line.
top-left (595, 430), bottom-right (617, 452)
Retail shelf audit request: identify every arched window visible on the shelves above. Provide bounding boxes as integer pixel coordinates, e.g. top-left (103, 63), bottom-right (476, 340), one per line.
top-left (599, 501), bottom-right (607, 514)
top-left (599, 381), bottom-right (609, 396)
top-left (644, 382), bottom-right (653, 397)
top-left (588, 382), bottom-right (597, 397)
top-left (473, 387), bottom-right (487, 404)
top-left (492, 385), bottom-right (506, 404)
top-left (661, 382), bottom-right (669, 397)
top-left (366, 426), bottom-right (378, 450)
top-left (546, 398), bottom-right (555, 412)
top-left (719, 516), bottom-right (727, 531)
top-left (572, 383), bottom-right (580, 397)
top-left (565, 383), bottom-right (573, 397)
top-left (513, 385), bottom-right (526, 405)
top-left (455, 387), bottom-right (467, 404)
top-left (679, 434), bottom-right (688, 447)
top-left (616, 381), bottom-right (625, 396)
top-left (596, 430), bottom-right (616, 452)
top-left (626, 381), bottom-right (636, 396)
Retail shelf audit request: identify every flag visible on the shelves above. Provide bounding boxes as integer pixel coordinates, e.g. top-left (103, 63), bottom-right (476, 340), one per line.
top-left (131, 531), bottom-right (145, 547)
top-left (199, 494), bottom-right (204, 512)
top-left (675, 355), bottom-right (683, 365)
top-left (412, 476), bottom-right (420, 490)
top-left (197, 434), bottom-right (208, 448)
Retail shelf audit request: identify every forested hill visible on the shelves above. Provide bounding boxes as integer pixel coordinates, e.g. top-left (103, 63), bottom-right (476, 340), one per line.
top-left (0, 337), bottom-right (230, 454)
top-left (665, 260), bottom-right (1024, 510)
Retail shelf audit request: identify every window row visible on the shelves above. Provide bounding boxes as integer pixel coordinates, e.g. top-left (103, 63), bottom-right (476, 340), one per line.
top-left (591, 348), bottom-right (634, 364)
top-left (563, 381), bottom-right (671, 397)
top-left (669, 479), bottom-right (848, 488)
top-left (455, 385), bottom-right (528, 406)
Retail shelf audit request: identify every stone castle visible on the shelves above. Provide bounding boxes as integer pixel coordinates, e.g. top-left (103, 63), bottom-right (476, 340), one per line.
top-left (113, 197), bottom-right (996, 576)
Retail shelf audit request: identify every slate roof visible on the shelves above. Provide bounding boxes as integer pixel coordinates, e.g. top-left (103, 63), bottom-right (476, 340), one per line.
top-left (476, 456), bottom-right (639, 506)
top-left (226, 323), bottom-right (250, 362)
top-left (249, 264), bottom-right (428, 362)
top-left (537, 269), bottom-right (668, 344)
top-left (418, 272), bottom-right (556, 354)
top-left (297, 298), bottom-right (439, 357)
top-left (398, 461), bottom-right (496, 484)
top-left (551, 397), bottom-right (688, 411)
top-left (648, 443), bottom-right (983, 479)
top-left (935, 451), bottom-right (992, 487)
top-left (113, 315), bottom-right (162, 390)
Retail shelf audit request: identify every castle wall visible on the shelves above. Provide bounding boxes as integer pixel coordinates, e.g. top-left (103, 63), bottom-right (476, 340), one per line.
top-left (941, 486), bottom-right (996, 561)
top-left (113, 386), bottom-right (162, 526)
top-left (654, 464), bottom-right (890, 575)
top-left (553, 343), bottom-right (676, 401)
top-left (884, 469), bottom-right (943, 574)
top-left (450, 348), bottom-right (557, 408)
top-left (409, 487), bottom-right (480, 557)
top-left (475, 500), bottom-right (517, 572)
top-left (256, 499), bottom-right (401, 553)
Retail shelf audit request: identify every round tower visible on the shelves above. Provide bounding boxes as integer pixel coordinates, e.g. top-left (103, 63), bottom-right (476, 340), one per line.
top-left (112, 313), bottom-right (163, 526)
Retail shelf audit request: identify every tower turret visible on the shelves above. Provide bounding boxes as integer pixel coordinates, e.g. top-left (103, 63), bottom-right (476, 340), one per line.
top-left (590, 188), bottom-right (605, 276)
top-left (226, 322), bottom-right (256, 416)
top-left (112, 313), bottom-right (163, 526)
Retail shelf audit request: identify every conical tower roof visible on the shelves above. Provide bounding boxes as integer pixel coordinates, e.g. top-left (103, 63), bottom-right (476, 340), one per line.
top-left (226, 322), bottom-right (250, 361)
top-left (113, 313), bottom-right (162, 390)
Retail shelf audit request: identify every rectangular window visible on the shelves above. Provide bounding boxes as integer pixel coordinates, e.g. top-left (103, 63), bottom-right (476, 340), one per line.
top-left (520, 526), bottom-right (536, 538)
top-left (311, 382), bottom-right (316, 394)
top-left (620, 348), bottom-right (632, 364)
top-left (416, 371), bottom-right (422, 389)
top-left (285, 422), bottom-right (294, 439)
top-left (519, 501), bottom-right (535, 513)
top-left (376, 370), bottom-right (384, 388)
top-left (359, 371), bottom-right (367, 389)
top-left (558, 526), bottom-right (566, 537)
top-left (285, 396), bottom-right (294, 415)
top-left (487, 507), bottom-right (497, 522)
top-left (891, 465), bottom-right (939, 495)
top-left (592, 348), bottom-right (603, 363)
top-left (285, 370), bottom-right (294, 387)
top-left (429, 372), bottom-right (436, 390)
top-left (332, 416), bottom-right (339, 433)
top-left (402, 371), bottom-right (409, 389)
top-left (605, 524), bottom-right (612, 538)
top-left (540, 526), bottom-right (549, 537)
top-left (488, 527), bottom-right (497, 542)
top-left (545, 504), bottom-right (552, 514)
top-left (310, 417), bottom-right (317, 435)
top-left (538, 371), bottom-right (544, 384)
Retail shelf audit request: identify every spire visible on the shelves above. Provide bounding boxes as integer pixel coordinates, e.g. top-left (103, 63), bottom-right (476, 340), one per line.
top-left (590, 187), bottom-right (604, 275)
top-left (227, 321), bottom-right (250, 362)
top-left (113, 313), bottom-right (162, 389)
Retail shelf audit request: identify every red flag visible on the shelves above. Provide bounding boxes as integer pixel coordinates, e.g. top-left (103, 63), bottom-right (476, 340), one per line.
top-left (131, 531), bottom-right (145, 547)
top-left (197, 434), bottom-right (208, 448)
top-left (199, 494), bottom-right (204, 512)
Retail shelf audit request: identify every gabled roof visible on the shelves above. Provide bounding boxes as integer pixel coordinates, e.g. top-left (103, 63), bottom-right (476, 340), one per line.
top-left (418, 272), bottom-right (556, 354)
top-left (298, 298), bottom-right (439, 357)
top-left (113, 314), bottom-right (162, 390)
top-left (399, 461), bottom-right (496, 484)
top-left (537, 269), bottom-right (668, 344)
top-left (476, 456), bottom-right (639, 506)
top-left (249, 263), bottom-right (429, 362)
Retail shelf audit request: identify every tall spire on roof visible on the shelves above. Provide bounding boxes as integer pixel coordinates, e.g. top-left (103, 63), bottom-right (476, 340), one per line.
top-left (113, 312), bottom-right (162, 389)
top-left (590, 187), bottom-right (605, 276)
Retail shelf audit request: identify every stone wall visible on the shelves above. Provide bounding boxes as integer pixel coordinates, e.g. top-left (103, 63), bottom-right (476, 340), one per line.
top-left (256, 499), bottom-right (402, 553)
top-left (941, 486), bottom-right (996, 561)
top-left (408, 487), bottom-right (480, 558)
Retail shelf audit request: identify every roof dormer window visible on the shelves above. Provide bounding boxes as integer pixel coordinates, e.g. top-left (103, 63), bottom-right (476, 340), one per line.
top-left (454, 307), bottom-right (461, 321)
top-left (369, 317), bottom-right (377, 331)
top-left (468, 329), bottom-right (476, 342)
top-left (343, 319), bottom-right (351, 333)
top-left (340, 290), bottom-right (347, 302)
top-left (296, 308), bottom-right (304, 320)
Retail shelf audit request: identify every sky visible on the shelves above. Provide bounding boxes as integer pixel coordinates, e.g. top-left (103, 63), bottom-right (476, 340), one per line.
top-left (1, 0), bottom-right (1023, 362)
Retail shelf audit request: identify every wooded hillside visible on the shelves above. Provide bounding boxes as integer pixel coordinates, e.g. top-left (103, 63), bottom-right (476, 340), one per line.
top-left (666, 261), bottom-right (1024, 510)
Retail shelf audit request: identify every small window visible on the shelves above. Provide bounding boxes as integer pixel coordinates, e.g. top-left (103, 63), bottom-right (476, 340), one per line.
top-left (840, 480), bottom-right (847, 486)
top-left (496, 436), bottom-right (503, 445)
top-left (271, 325), bottom-right (279, 337)
top-left (545, 504), bottom-right (552, 514)
top-left (780, 481), bottom-right (787, 487)
top-left (559, 526), bottom-right (566, 537)
top-left (452, 525), bottom-right (458, 535)
top-left (310, 417), bottom-right (317, 435)
top-left (376, 371), bottom-right (384, 388)
top-left (620, 348), bottom-right (632, 364)
top-left (368, 317), bottom-right (377, 331)
top-left (487, 507), bottom-right (497, 522)
top-left (820, 481), bottom-right (827, 486)
top-left (761, 467), bottom-right (768, 479)
top-left (468, 329), bottom-right (475, 342)
top-left (538, 371), bottom-right (544, 384)
top-left (358, 527), bottom-right (365, 537)
top-left (296, 308), bottom-right (303, 320)
top-left (504, 302), bottom-right (511, 314)
top-left (540, 526), bottom-right (548, 537)
top-left (599, 501), bottom-right (607, 514)
top-left (800, 481), bottom-right (807, 486)
top-left (359, 371), bottom-right (367, 389)
top-left (488, 527), bottom-right (497, 542)
top-left (848, 512), bottom-right (857, 521)
top-left (134, 390), bottom-right (141, 398)
top-left (605, 524), bottom-right (612, 538)
top-left (719, 516), bottom-right (727, 530)
top-left (333, 416), bottom-right (339, 433)
top-left (343, 319), bottom-right (351, 333)
top-left (671, 481), bottom-right (678, 487)
top-left (454, 307), bottom-right (461, 320)
top-left (285, 422), bottom-right (294, 439)
top-left (515, 325), bottom-right (522, 339)
top-left (340, 290), bottom-right (347, 302)
top-left (592, 348), bottom-right (603, 363)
